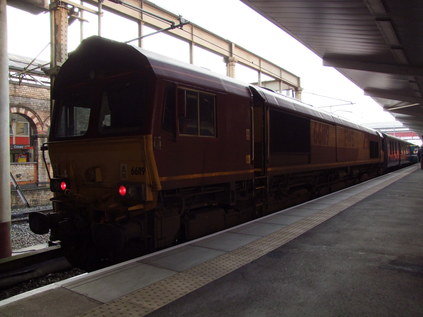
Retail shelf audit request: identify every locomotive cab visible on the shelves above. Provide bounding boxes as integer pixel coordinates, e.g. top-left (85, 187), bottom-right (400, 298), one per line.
top-left (30, 37), bottom-right (162, 268)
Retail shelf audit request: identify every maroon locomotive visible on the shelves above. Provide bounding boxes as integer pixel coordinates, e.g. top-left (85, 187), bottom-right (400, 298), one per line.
top-left (29, 36), bottom-right (412, 269)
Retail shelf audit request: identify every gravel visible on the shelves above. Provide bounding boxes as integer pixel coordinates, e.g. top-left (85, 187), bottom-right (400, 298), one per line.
top-left (11, 205), bottom-right (52, 252)
top-left (11, 223), bottom-right (50, 252)
top-left (0, 268), bottom-right (85, 301)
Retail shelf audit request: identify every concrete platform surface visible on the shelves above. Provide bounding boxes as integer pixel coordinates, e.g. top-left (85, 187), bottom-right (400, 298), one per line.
top-left (0, 165), bottom-right (421, 316)
top-left (148, 167), bottom-right (423, 317)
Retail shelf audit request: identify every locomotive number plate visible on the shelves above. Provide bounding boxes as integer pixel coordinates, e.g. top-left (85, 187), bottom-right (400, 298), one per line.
top-left (130, 166), bottom-right (146, 176)
top-left (120, 163), bottom-right (146, 180)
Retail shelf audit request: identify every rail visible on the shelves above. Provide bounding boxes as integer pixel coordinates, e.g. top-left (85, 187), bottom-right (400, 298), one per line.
top-left (11, 208), bottom-right (52, 224)
top-left (0, 246), bottom-right (70, 290)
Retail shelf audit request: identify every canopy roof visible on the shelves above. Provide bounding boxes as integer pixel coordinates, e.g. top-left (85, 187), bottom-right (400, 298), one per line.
top-left (241, 0), bottom-right (423, 138)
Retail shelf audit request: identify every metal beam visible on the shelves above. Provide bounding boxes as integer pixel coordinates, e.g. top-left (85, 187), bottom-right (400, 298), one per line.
top-left (323, 55), bottom-right (423, 76)
top-left (76, 0), bottom-right (301, 90)
top-left (41, 0), bottom-right (301, 92)
top-left (364, 88), bottom-right (423, 104)
top-left (0, 0), bottom-right (11, 258)
top-left (7, 0), bottom-right (48, 14)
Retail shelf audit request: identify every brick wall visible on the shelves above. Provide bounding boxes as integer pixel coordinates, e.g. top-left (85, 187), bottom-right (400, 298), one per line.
top-left (9, 82), bottom-right (52, 208)
top-left (9, 83), bottom-right (50, 102)
top-left (10, 163), bottom-right (37, 183)
top-left (11, 187), bottom-right (52, 209)
top-left (9, 82), bottom-right (50, 134)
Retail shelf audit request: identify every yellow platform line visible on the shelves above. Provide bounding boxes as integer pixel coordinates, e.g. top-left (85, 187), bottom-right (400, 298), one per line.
top-left (80, 165), bottom-right (417, 317)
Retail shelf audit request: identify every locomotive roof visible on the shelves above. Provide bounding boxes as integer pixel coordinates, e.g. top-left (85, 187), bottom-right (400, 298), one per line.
top-left (381, 132), bottom-right (414, 145)
top-left (131, 43), bottom-right (251, 98)
top-left (252, 85), bottom-right (379, 136)
top-left (54, 36), bottom-right (250, 99)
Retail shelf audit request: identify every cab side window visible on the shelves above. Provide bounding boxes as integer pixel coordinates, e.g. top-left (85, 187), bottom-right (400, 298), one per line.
top-left (178, 88), bottom-right (216, 137)
top-left (163, 86), bottom-right (176, 133)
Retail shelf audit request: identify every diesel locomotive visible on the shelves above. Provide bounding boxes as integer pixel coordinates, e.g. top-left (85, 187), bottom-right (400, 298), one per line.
top-left (29, 36), bottom-right (414, 269)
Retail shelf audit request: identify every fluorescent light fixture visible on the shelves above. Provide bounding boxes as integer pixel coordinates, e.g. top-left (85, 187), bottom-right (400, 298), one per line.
top-left (388, 103), bottom-right (420, 111)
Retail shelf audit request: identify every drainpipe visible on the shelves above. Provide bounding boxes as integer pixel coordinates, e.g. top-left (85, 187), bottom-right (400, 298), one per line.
top-left (0, 0), bottom-right (12, 258)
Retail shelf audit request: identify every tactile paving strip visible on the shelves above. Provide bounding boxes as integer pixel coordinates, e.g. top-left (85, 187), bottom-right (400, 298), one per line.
top-left (79, 166), bottom-right (416, 317)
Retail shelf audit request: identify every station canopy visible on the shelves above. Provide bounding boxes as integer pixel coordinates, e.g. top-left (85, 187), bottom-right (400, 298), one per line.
top-left (241, 0), bottom-right (423, 137)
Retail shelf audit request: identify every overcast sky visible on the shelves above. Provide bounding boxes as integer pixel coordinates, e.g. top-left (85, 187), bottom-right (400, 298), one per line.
top-left (6, 0), bottom-right (397, 125)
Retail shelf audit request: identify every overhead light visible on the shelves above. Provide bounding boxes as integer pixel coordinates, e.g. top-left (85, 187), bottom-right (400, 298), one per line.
top-left (388, 103), bottom-right (420, 111)
top-left (376, 19), bottom-right (401, 46)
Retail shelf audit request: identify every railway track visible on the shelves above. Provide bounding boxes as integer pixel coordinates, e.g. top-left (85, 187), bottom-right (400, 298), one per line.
top-left (11, 208), bottom-right (52, 224)
top-left (0, 246), bottom-right (71, 290)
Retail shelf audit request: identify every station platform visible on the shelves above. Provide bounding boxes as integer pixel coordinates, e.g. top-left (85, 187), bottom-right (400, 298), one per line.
top-left (1, 165), bottom-right (422, 316)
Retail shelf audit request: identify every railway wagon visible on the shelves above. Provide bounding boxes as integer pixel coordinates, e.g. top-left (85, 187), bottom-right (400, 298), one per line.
top-left (382, 134), bottom-right (414, 169)
top-left (30, 37), bottom-right (395, 269)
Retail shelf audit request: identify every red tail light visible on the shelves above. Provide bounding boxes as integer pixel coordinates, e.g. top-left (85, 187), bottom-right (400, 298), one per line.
top-left (118, 185), bottom-right (127, 197)
top-left (50, 178), bottom-right (71, 192)
top-left (117, 182), bottom-right (145, 205)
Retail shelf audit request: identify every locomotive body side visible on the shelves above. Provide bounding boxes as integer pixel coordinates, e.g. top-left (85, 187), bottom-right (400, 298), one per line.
top-left (254, 87), bottom-right (383, 175)
top-left (148, 66), bottom-right (254, 246)
top-left (249, 86), bottom-right (384, 211)
top-left (153, 82), bottom-right (252, 190)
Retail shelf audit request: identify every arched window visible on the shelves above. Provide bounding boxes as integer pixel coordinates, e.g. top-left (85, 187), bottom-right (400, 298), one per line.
top-left (10, 114), bottom-right (35, 163)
